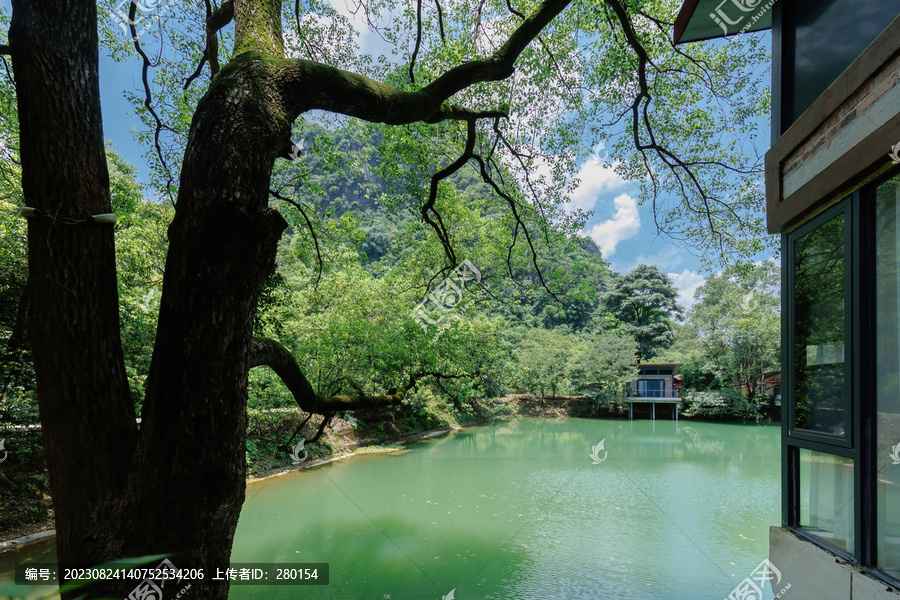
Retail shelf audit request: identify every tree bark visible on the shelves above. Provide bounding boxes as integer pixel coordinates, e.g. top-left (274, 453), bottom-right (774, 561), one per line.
top-left (12, 3), bottom-right (288, 597)
top-left (105, 51), bottom-right (289, 599)
top-left (4, 282), bottom-right (28, 358)
top-left (9, 0), bottom-right (138, 587)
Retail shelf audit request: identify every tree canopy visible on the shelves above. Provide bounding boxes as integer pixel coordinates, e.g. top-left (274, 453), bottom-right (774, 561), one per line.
top-left (97, 0), bottom-right (770, 265)
top-left (678, 261), bottom-right (780, 394)
top-left (603, 264), bottom-right (682, 361)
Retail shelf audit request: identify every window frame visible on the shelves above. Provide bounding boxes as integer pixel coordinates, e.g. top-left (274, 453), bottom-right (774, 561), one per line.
top-left (637, 379), bottom-right (665, 398)
top-left (782, 165), bottom-right (900, 587)
top-left (784, 199), bottom-right (854, 449)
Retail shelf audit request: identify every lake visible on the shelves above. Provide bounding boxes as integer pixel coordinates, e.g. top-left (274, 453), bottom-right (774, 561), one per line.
top-left (0, 417), bottom-right (780, 599)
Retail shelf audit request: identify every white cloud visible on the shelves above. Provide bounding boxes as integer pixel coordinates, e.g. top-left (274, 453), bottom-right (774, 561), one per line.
top-left (327, 0), bottom-right (396, 59)
top-left (631, 250), bottom-right (685, 273)
top-left (668, 269), bottom-right (706, 311)
top-left (584, 193), bottom-right (641, 257)
top-left (567, 160), bottom-right (628, 213)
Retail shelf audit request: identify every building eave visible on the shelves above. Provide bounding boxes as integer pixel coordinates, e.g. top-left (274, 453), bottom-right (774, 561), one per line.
top-left (674, 0), bottom-right (772, 45)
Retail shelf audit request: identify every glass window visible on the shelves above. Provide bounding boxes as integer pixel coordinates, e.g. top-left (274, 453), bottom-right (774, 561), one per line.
top-left (875, 174), bottom-right (900, 577)
top-left (800, 449), bottom-right (855, 551)
top-left (793, 212), bottom-right (848, 437)
top-left (637, 379), bottom-right (664, 398)
top-left (787, 0), bottom-right (900, 125)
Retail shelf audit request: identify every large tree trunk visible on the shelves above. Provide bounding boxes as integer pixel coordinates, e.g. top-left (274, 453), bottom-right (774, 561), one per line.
top-left (108, 52), bottom-right (288, 597)
top-left (12, 2), bottom-right (286, 597)
top-left (10, 0), bottom-right (138, 579)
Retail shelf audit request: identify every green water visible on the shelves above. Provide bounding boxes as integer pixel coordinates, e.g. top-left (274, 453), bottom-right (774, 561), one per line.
top-left (231, 418), bottom-right (779, 599)
top-left (0, 417), bottom-right (780, 599)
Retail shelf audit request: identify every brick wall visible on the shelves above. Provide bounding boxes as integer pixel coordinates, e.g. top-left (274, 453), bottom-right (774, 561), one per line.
top-left (782, 52), bottom-right (900, 181)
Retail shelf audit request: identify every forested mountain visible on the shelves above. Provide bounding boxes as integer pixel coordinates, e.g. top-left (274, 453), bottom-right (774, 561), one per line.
top-left (0, 123), bottom-right (628, 424)
top-left (255, 120), bottom-right (633, 410)
top-left (1, 121), bottom-right (778, 429)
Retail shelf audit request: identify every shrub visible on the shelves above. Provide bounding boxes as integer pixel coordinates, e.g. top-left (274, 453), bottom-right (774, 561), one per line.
top-left (681, 389), bottom-right (761, 420)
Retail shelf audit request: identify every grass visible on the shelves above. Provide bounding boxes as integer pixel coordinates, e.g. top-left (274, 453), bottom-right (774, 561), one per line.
top-left (353, 444), bottom-right (406, 454)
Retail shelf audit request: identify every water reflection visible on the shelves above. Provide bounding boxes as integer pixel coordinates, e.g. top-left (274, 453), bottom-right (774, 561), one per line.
top-left (0, 418), bottom-right (780, 600)
top-left (793, 211), bottom-right (847, 436)
top-left (230, 418), bottom-right (779, 600)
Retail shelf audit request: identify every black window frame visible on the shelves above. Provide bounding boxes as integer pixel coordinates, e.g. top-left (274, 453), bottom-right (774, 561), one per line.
top-left (785, 200), bottom-right (854, 449)
top-left (782, 165), bottom-right (900, 587)
top-left (772, 2), bottom-right (900, 138)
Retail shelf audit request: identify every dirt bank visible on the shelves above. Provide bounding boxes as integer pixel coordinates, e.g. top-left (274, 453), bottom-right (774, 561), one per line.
top-left (0, 402), bottom-right (513, 547)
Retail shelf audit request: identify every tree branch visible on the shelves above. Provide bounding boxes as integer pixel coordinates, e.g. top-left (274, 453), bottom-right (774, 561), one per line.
top-left (249, 337), bottom-right (409, 415)
top-left (206, 0), bottom-right (234, 78)
top-left (472, 153), bottom-right (566, 305)
top-left (435, 0), bottom-right (446, 43)
top-left (183, 0), bottom-right (236, 88)
top-left (268, 188), bottom-right (323, 288)
top-left (420, 118), bottom-right (480, 266)
top-left (127, 1), bottom-right (176, 204)
top-left (410, 0), bottom-right (423, 84)
top-left (306, 412), bottom-right (333, 444)
top-left (277, 0), bottom-right (571, 124)
top-left (603, 0), bottom-right (759, 253)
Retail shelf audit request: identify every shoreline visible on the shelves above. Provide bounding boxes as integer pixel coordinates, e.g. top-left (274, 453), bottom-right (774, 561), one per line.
top-left (2, 395), bottom-right (767, 552)
top-left (245, 425), bottom-right (464, 485)
top-left (0, 417), bottom-right (507, 553)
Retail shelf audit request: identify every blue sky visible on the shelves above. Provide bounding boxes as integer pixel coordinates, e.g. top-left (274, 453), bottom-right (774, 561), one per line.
top-left (100, 57), bottom-right (148, 169)
top-left (87, 1), bottom-right (769, 311)
top-left (567, 155), bottom-right (708, 309)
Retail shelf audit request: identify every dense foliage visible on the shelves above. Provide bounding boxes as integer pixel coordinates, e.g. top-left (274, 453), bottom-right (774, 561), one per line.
top-left (0, 2), bottom-right (780, 551)
top-left (667, 262), bottom-right (781, 419)
top-left (602, 264), bottom-right (682, 361)
top-left (0, 0), bottom-right (783, 588)
top-left (0, 127), bottom-right (782, 433)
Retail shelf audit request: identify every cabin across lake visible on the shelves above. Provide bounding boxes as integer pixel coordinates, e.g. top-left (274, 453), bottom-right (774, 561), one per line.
top-left (625, 362), bottom-right (683, 420)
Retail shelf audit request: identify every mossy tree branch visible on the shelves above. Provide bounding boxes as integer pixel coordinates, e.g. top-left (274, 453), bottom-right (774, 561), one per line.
top-left (249, 338), bottom-right (481, 417)
top-left (249, 337), bottom-right (410, 414)
top-left (234, 0), bottom-right (283, 57)
top-left (274, 0), bottom-right (572, 125)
